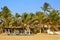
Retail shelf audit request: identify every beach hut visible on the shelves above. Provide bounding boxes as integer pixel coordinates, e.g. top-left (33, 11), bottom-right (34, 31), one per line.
top-left (3, 26), bottom-right (24, 35)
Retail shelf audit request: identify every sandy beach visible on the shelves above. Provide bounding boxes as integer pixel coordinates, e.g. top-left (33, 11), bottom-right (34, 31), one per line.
top-left (0, 33), bottom-right (60, 40)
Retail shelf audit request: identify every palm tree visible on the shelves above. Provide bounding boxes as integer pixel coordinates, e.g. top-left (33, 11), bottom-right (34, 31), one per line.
top-left (41, 2), bottom-right (52, 12)
top-left (0, 6), bottom-right (13, 34)
top-left (0, 2), bottom-right (60, 35)
top-left (14, 13), bottom-right (21, 27)
top-left (0, 6), bottom-right (13, 27)
top-left (47, 9), bottom-right (60, 31)
top-left (36, 11), bottom-right (46, 33)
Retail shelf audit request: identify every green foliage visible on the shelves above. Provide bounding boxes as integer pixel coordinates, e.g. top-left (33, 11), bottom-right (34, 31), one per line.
top-left (0, 3), bottom-right (60, 32)
top-left (15, 13), bottom-right (21, 18)
top-left (42, 2), bottom-right (49, 11)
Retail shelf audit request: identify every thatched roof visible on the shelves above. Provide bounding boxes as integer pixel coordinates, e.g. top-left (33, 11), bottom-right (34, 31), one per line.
top-left (4, 26), bottom-right (23, 29)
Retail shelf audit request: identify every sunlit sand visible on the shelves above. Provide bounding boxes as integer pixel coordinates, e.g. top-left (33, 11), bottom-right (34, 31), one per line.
top-left (0, 33), bottom-right (60, 40)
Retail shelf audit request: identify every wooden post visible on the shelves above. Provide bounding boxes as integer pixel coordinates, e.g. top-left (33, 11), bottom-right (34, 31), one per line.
top-left (8, 29), bottom-right (10, 35)
top-left (0, 28), bottom-right (2, 34)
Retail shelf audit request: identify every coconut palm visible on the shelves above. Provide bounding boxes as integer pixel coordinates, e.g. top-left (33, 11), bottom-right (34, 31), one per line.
top-left (0, 2), bottom-right (60, 35)
top-left (41, 2), bottom-right (52, 13)
top-left (0, 6), bottom-right (13, 34)
top-left (0, 6), bottom-right (12, 27)
top-left (14, 13), bottom-right (21, 27)
top-left (35, 11), bottom-right (46, 33)
top-left (46, 9), bottom-right (60, 31)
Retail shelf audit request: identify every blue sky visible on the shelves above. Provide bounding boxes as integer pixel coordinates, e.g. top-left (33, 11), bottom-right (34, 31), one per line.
top-left (0, 0), bottom-right (60, 15)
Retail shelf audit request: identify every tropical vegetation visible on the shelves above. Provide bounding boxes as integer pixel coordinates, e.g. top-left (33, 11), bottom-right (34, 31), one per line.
top-left (0, 2), bottom-right (60, 34)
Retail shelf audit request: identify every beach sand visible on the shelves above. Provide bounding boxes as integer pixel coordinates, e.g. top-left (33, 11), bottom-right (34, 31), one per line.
top-left (0, 33), bottom-right (60, 40)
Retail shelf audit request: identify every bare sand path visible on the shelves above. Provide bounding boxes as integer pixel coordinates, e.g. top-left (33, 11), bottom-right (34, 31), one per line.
top-left (0, 33), bottom-right (60, 40)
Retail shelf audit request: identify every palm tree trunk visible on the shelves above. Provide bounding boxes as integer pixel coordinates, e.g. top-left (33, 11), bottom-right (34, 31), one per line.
top-left (39, 24), bottom-right (43, 33)
top-left (40, 28), bottom-right (41, 33)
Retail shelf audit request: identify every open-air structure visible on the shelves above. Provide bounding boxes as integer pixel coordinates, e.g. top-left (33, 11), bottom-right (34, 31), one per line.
top-left (0, 26), bottom-right (31, 35)
top-left (0, 25), bottom-right (48, 35)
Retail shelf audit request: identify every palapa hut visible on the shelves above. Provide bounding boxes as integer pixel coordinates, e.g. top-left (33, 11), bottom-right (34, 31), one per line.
top-left (0, 26), bottom-right (31, 35)
top-left (3, 26), bottom-right (24, 35)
